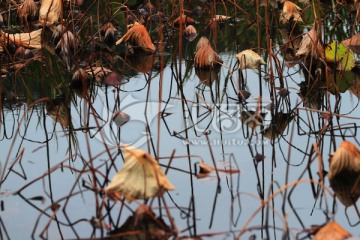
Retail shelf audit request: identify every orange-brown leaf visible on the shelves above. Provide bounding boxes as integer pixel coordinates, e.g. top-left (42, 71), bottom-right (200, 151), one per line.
top-left (280, 1), bottom-right (303, 24)
top-left (312, 221), bottom-right (351, 240)
top-left (116, 22), bottom-right (155, 53)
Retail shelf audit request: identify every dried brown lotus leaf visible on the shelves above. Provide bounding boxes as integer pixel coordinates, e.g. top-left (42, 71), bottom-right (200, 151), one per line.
top-left (39, 0), bottom-right (63, 24)
top-left (173, 14), bottom-right (195, 28)
top-left (1, 29), bottom-right (42, 49)
top-left (106, 146), bottom-right (175, 201)
top-left (280, 1), bottom-right (303, 24)
top-left (263, 112), bottom-right (293, 140)
top-left (198, 162), bottom-right (214, 174)
top-left (18, 0), bottom-right (37, 19)
top-left (211, 15), bottom-right (231, 22)
top-left (295, 29), bottom-right (324, 60)
top-left (312, 221), bottom-right (351, 240)
top-left (116, 22), bottom-right (155, 53)
top-left (236, 49), bottom-right (266, 70)
top-left (329, 141), bottom-right (360, 207)
top-left (341, 33), bottom-right (360, 54)
top-left (194, 37), bottom-right (222, 68)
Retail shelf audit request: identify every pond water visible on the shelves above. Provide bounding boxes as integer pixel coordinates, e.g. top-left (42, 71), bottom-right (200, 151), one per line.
top-left (1, 0), bottom-right (360, 239)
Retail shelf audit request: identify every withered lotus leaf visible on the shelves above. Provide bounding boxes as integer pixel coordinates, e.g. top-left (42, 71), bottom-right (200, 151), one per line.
top-left (18, 0), bottom-right (37, 20)
top-left (112, 111), bottom-right (130, 127)
top-left (211, 15), bottom-right (231, 22)
top-left (116, 22), bottom-right (155, 53)
top-left (0, 29), bottom-right (42, 49)
top-left (236, 49), bottom-right (266, 70)
top-left (39, 0), bottom-right (63, 24)
top-left (280, 1), bottom-right (303, 24)
top-left (263, 112), bottom-right (294, 140)
top-left (295, 29), bottom-right (324, 60)
top-left (194, 37), bottom-right (222, 68)
top-left (106, 146), bottom-right (175, 201)
top-left (312, 221), bottom-right (351, 240)
top-left (173, 14), bottom-right (195, 28)
top-left (341, 33), bottom-right (360, 54)
top-left (329, 141), bottom-right (360, 207)
top-left (46, 101), bottom-right (70, 127)
top-left (184, 25), bottom-right (197, 42)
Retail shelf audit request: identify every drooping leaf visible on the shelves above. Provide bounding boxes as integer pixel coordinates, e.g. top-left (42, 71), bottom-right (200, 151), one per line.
top-left (341, 33), bottom-right (360, 54)
top-left (39, 0), bottom-right (63, 24)
top-left (328, 141), bottom-right (360, 207)
top-left (327, 70), bottom-right (356, 94)
top-left (295, 29), bottom-right (324, 60)
top-left (325, 41), bottom-right (355, 71)
top-left (194, 37), bottom-right (222, 68)
top-left (280, 1), bottom-right (303, 24)
top-left (236, 49), bottom-right (266, 70)
top-left (106, 146), bottom-right (175, 201)
top-left (115, 22), bottom-right (155, 53)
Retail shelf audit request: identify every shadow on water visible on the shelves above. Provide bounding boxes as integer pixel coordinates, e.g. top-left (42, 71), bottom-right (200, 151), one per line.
top-left (0, 0), bottom-right (360, 239)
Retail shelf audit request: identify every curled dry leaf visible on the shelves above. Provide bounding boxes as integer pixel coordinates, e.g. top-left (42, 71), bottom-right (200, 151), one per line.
top-left (312, 221), bottom-right (351, 240)
top-left (39, 0), bottom-right (63, 24)
top-left (173, 14), bottom-right (195, 28)
top-left (211, 15), bottom-right (231, 22)
top-left (349, 74), bottom-right (360, 98)
top-left (112, 111), bottom-right (130, 127)
top-left (184, 25), bottom-right (197, 42)
top-left (196, 161), bottom-right (240, 179)
top-left (0, 29), bottom-right (42, 49)
top-left (295, 29), bottom-right (324, 60)
top-left (194, 37), bottom-right (222, 68)
top-left (86, 67), bottom-right (112, 82)
top-left (106, 146), bottom-right (175, 201)
top-left (236, 49), bottom-right (266, 70)
top-left (329, 141), bottom-right (360, 207)
top-left (71, 68), bottom-right (88, 87)
top-left (116, 22), bottom-right (155, 53)
top-left (280, 1), bottom-right (303, 24)
top-left (341, 33), bottom-right (360, 54)
top-left (18, 0), bottom-right (37, 20)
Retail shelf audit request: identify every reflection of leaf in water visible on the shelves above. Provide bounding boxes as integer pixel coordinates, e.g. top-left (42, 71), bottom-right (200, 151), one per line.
top-left (298, 80), bottom-right (324, 110)
top-left (106, 146), bottom-right (175, 201)
top-left (325, 41), bottom-right (355, 71)
top-left (240, 111), bottom-right (267, 129)
top-left (109, 205), bottom-right (172, 239)
top-left (46, 100), bottom-right (70, 127)
top-left (195, 67), bottom-right (220, 87)
top-left (236, 49), bottom-right (266, 70)
top-left (124, 53), bottom-right (158, 73)
top-left (312, 221), bottom-right (351, 240)
top-left (327, 70), bottom-right (356, 94)
top-left (329, 141), bottom-right (360, 207)
top-left (262, 112), bottom-right (294, 140)
top-left (116, 22), bottom-right (155, 53)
